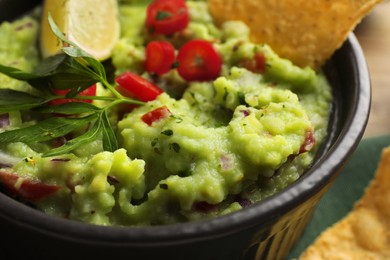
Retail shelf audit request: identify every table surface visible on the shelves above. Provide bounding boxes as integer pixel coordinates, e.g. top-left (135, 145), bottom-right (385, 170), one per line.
top-left (354, 1), bottom-right (390, 137)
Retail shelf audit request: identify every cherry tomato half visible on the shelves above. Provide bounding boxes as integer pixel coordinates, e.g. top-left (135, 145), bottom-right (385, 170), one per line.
top-left (49, 84), bottom-right (97, 106)
top-left (146, 0), bottom-right (189, 35)
top-left (145, 41), bottom-right (176, 75)
top-left (176, 39), bottom-right (222, 82)
top-left (115, 71), bottom-right (163, 102)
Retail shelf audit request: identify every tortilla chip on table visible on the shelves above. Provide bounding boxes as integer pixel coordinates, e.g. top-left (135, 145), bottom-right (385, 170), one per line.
top-left (299, 147), bottom-right (390, 259)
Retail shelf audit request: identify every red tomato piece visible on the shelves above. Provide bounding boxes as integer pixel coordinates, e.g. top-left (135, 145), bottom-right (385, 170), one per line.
top-left (146, 0), bottom-right (189, 35)
top-left (115, 71), bottom-right (163, 102)
top-left (176, 39), bottom-right (222, 82)
top-left (145, 41), bottom-right (176, 75)
top-left (141, 106), bottom-right (172, 126)
top-left (49, 84), bottom-right (97, 106)
top-left (299, 129), bottom-right (316, 154)
top-left (239, 52), bottom-right (267, 73)
top-left (0, 171), bottom-right (61, 201)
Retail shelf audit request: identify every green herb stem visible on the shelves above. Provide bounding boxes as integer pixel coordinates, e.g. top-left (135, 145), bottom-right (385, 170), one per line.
top-left (101, 78), bottom-right (123, 99)
top-left (105, 98), bottom-right (144, 110)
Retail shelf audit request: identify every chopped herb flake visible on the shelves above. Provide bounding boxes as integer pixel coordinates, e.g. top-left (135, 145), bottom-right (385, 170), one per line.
top-left (170, 115), bottom-right (183, 123)
top-left (156, 11), bottom-right (172, 20)
top-left (151, 138), bottom-right (159, 147)
top-left (159, 183), bottom-right (168, 190)
top-left (223, 87), bottom-right (228, 101)
top-left (172, 61), bottom-right (180, 69)
top-left (161, 129), bottom-right (173, 136)
top-left (170, 142), bottom-right (180, 153)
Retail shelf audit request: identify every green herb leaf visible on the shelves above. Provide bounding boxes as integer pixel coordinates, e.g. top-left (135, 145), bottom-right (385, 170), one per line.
top-left (0, 64), bottom-right (39, 81)
top-left (84, 56), bottom-right (107, 80)
top-left (0, 89), bottom-right (48, 112)
top-left (100, 110), bottom-right (118, 152)
top-left (48, 13), bottom-right (92, 58)
top-left (62, 46), bottom-right (90, 59)
top-left (42, 119), bottom-right (101, 157)
top-left (29, 54), bottom-right (100, 92)
top-left (0, 15), bottom-right (145, 158)
top-left (34, 102), bottom-right (100, 115)
top-left (0, 115), bottom-right (97, 143)
top-left (48, 13), bottom-right (107, 84)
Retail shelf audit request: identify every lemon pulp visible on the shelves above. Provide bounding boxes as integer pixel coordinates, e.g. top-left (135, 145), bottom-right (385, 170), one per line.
top-left (40, 0), bottom-right (120, 61)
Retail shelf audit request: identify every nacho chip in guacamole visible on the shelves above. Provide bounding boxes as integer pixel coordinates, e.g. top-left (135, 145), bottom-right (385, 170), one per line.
top-left (208, 0), bottom-right (383, 69)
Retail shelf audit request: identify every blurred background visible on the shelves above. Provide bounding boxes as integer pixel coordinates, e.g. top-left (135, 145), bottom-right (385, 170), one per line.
top-left (355, 1), bottom-right (390, 137)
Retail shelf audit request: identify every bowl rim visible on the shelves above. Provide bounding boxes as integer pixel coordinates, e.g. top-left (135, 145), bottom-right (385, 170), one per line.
top-left (0, 25), bottom-right (371, 247)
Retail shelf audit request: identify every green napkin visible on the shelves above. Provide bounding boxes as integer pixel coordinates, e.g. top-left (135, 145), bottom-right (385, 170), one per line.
top-left (287, 135), bottom-right (390, 259)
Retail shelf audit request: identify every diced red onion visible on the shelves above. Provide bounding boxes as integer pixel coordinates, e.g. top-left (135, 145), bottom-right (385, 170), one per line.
top-left (239, 109), bottom-right (250, 117)
top-left (15, 21), bottom-right (33, 31)
top-left (107, 175), bottom-right (120, 185)
top-left (237, 198), bottom-right (251, 208)
top-left (0, 151), bottom-right (20, 168)
top-left (51, 136), bottom-right (68, 148)
top-left (192, 201), bottom-right (217, 213)
top-left (220, 154), bottom-right (234, 171)
top-left (0, 113), bottom-right (9, 128)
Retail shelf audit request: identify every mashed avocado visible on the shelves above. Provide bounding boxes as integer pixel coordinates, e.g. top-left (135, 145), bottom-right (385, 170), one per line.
top-left (0, 1), bottom-right (332, 225)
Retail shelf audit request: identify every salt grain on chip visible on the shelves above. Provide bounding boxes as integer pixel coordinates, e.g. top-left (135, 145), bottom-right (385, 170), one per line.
top-left (208, 0), bottom-right (383, 69)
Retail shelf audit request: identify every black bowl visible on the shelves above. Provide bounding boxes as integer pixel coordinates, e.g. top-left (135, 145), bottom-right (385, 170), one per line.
top-left (0, 1), bottom-right (370, 260)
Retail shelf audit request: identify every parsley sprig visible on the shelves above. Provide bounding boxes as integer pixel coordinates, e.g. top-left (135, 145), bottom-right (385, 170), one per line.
top-left (0, 15), bottom-right (144, 157)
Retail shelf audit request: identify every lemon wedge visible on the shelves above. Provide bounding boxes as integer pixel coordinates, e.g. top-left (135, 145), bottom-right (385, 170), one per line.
top-left (40, 0), bottom-right (120, 61)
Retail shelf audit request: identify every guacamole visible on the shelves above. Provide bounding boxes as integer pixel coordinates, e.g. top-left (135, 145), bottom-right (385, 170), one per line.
top-left (0, 0), bottom-right (332, 225)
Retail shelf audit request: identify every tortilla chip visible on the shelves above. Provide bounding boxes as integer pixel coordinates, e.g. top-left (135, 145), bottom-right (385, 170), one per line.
top-left (300, 147), bottom-right (390, 259)
top-left (208, 0), bottom-right (383, 69)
